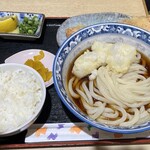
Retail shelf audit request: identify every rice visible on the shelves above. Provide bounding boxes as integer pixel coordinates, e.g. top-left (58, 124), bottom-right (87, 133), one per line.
top-left (0, 68), bottom-right (42, 133)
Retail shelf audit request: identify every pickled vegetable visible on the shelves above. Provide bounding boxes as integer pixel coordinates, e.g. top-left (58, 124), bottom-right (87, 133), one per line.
top-left (24, 50), bottom-right (52, 82)
top-left (34, 50), bottom-right (44, 61)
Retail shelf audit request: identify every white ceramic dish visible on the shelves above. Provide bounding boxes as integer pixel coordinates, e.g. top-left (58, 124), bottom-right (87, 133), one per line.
top-left (56, 12), bottom-right (130, 46)
top-left (5, 49), bottom-right (55, 88)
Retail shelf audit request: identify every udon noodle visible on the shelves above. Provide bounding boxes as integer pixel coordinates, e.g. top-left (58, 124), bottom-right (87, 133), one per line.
top-left (67, 41), bottom-right (150, 128)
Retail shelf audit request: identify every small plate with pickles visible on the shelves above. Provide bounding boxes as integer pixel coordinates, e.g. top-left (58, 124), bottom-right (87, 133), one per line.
top-left (0, 11), bottom-right (45, 40)
top-left (5, 49), bottom-right (55, 88)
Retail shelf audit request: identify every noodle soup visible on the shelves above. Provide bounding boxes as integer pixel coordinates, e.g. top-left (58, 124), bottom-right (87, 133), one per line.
top-left (66, 41), bottom-right (150, 128)
top-left (54, 23), bottom-right (150, 133)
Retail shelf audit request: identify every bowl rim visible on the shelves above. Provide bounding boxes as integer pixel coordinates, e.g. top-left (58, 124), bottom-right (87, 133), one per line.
top-left (0, 63), bottom-right (46, 137)
top-left (53, 22), bottom-right (150, 134)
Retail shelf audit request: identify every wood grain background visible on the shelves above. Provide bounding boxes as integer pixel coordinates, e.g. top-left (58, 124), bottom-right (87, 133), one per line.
top-left (0, 0), bottom-right (147, 17)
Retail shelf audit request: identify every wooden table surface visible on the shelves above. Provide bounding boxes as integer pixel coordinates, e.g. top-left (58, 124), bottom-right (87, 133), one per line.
top-left (0, 0), bottom-right (148, 18)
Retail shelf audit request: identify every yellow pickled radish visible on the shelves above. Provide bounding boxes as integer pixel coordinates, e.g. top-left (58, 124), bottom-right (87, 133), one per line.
top-left (33, 61), bottom-right (44, 71)
top-left (34, 50), bottom-right (45, 61)
top-left (0, 15), bottom-right (18, 33)
top-left (46, 70), bottom-right (52, 81)
top-left (24, 50), bottom-right (52, 82)
top-left (24, 59), bottom-right (34, 67)
top-left (38, 68), bottom-right (47, 82)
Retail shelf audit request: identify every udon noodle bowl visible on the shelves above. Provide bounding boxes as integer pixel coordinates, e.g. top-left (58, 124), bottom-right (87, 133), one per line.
top-left (66, 41), bottom-right (150, 128)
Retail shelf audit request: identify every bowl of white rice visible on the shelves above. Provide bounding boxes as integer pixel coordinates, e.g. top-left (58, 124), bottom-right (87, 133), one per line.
top-left (0, 63), bottom-right (46, 137)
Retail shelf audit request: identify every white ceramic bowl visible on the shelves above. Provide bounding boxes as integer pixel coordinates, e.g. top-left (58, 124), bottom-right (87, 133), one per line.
top-left (0, 63), bottom-right (46, 137)
top-left (53, 22), bottom-right (150, 134)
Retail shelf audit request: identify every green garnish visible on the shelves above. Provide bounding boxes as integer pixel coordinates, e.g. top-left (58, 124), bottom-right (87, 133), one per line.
top-left (19, 16), bottom-right (40, 35)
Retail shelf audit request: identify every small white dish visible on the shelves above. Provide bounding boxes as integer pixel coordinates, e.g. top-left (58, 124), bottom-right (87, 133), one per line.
top-left (5, 49), bottom-right (55, 88)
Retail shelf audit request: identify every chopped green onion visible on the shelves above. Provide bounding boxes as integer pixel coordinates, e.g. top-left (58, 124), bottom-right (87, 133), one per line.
top-left (19, 16), bottom-right (40, 35)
